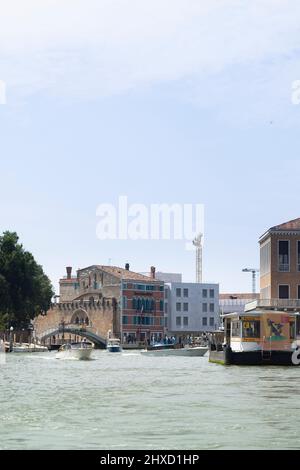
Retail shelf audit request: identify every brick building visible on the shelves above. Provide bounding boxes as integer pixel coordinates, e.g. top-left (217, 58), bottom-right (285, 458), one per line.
top-left (59, 264), bottom-right (165, 344)
top-left (260, 217), bottom-right (300, 300)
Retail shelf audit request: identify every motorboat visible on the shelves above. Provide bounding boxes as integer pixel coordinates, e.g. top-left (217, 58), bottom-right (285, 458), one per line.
top-left (107, 338), bottom-right (122, 353)
top-left (56, 342), bottom-right (94, 360)
top-left (141, 343), bottom-right (208, 357)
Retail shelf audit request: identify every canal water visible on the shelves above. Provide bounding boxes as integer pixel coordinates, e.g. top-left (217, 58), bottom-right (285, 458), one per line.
top-left (1, 350), bottom-right (300, 450)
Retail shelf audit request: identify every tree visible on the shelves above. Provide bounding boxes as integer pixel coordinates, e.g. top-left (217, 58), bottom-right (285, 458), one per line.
top-left (0, 231), bottom-right (54, 329)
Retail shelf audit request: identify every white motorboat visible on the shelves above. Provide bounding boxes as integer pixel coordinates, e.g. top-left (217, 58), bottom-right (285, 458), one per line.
top-left (56, 342), bottom-right (93, 360)
top-left (107, 338), bottom-right (122, 353)
top-left (141, 344), bottom-right (208, 357)
top-left (9, 343), bottom-right (49, 353)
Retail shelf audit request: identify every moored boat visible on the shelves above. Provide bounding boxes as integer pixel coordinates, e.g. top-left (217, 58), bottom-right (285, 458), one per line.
top-left (209, 301), bottom-right (300, 366)
top-left (141, 343), bottom-right (208, 357)
top-left (6, 342), bottom-right (49, 353)
top-left (56, 342), bottom-right (93, 360)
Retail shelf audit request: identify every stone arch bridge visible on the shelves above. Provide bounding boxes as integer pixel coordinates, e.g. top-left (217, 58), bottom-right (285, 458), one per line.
top-left (34, 298), bottom-right (120, 349)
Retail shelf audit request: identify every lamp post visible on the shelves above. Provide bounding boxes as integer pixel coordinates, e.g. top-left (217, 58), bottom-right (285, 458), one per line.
top-left (9, 326), bottom-right (14, 353)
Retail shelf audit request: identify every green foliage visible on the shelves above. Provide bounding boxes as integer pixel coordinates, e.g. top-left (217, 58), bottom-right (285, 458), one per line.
top-left (0, 231), bottom-right (54, 329)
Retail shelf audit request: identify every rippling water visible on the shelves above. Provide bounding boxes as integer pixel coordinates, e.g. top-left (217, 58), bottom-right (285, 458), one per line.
top-left (1, 350), bottom-right (300, 450)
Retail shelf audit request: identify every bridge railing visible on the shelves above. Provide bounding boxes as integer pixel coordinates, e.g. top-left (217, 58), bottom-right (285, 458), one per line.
top-left (37, 323), bottom-right (94, 339)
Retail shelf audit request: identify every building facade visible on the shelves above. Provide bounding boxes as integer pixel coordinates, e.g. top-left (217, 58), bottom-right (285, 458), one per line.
top-left (165, 282), bottom-right (220, 333)
top-left (260, 218), bottom-right (300, 300)
top-left (59, 264), bottom-right (165, 344)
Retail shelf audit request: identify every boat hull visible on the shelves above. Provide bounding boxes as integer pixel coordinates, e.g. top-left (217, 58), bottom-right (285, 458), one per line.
top-left (107, 346), bottom-right (122, 353)
top-left (141, 347), bottom-right (208, 357)
top-left (9, 344), bottom-right (49, 353)
top-left (209, 347), bottom-right (299, 366)
top-left (56, 348), bottom-right (93, 361)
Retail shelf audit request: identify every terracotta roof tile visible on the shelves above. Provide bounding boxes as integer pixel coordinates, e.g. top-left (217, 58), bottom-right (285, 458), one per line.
top-left (270, 217), bottom-right (300, 231)
top-left (87, 265), bottom-right (161, 283)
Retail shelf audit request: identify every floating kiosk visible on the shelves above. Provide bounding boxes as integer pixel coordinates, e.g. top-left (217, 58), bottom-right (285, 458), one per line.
top-left (209, 299), bottom-right (300, 366)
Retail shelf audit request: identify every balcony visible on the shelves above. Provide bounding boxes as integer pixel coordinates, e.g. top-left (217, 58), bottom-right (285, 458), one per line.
top-left (278, 264), bottom-right (290, 272)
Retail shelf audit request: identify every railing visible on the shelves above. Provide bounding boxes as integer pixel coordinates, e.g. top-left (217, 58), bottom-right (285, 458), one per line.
top-left (220, 299), bottom-right (255, 307)
top-left (278, 264), bottom-right (290, 272)
top-left (245, 299), bottom-right (300, 311)
top-left (37, 323), bottom-right (94, 340)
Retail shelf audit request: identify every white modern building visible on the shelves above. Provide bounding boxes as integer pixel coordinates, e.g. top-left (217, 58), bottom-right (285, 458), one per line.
top-left (155, 272), bottom-right (182, 283)
top-left (165, 282), bottom-right (220, 333)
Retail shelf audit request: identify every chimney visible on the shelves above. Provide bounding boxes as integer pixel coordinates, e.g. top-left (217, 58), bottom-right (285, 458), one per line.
top-left (125, 263), bottom-right (130, 271)
top-left (66, 266), bottom-right (72, 280)
top-left (150, 266), bottom-right (156, 279)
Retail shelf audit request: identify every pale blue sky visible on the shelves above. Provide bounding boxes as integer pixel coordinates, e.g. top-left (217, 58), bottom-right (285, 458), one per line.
top-left (1, 1), bottom-right (300, 293)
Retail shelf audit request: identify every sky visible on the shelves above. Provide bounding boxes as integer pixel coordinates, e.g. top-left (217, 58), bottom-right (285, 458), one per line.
top-left (1, 0), bottom-right (300, 294)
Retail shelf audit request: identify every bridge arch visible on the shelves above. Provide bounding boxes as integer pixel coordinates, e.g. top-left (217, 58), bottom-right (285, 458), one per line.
top-left (39, 326), bottom-right (107, 349)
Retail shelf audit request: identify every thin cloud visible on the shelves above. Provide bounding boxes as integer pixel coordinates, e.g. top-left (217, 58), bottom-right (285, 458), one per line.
top-left (0, 0), bottom-right (300, 107)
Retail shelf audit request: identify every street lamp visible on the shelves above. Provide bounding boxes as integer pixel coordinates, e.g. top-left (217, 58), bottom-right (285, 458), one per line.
top-left (9, 326), bottom-right (14, 353)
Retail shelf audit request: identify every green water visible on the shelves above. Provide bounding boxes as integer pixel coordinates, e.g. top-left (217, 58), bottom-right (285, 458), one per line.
top-left (1, 350), bottom-right (300, 450)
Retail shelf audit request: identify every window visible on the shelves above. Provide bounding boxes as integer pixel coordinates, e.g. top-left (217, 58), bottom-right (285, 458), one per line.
top-left (176, 303), bottom-right (181, 312)
top-left (209, 289), bottom-right (215, 299)
top-left (279, 285), bottom-right (289, 299)
top-left (209, 303), bottom-right (215, 313)
top-left (160, 300), bottom-right (164, 311)
top-left (183, 317), bottom-right (189, 327)
top-left (183, 288), bottom-right (189, 298)
top-left (202, 317), bottom-right (207, 327)
top-left (137, 284), bottom-right (146, 291)
top-left (183, 303), bottom-right (189, 312)
top-left (290, 321), bottom-right (296, 340)
top-left (231, 321), bottom-right (241, 337)
top-left (122, 316), bottom-right (129, 325)
top-left (242, 320), bottom-right (260, 338)
top-left (298, 286), bottom-right (300, 300)
top-left (176, 288), bottom-right (181, 297)
top-left (202, 303), bottom-right (208, 313)
top-left (298, 241), bottom-right (300, 272)
top-left (202, 289), bottom-right (208, 298)
top-left (122, 296), bottom-right (127, 309)
top-left (176, 316), bottom-right (181, 326)
top-left (209, 317), bottom-right (215, 327)
top-left (278, 240), bottom-right (290, 272)
top-left (133, 316), bottom-right (154, 326)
